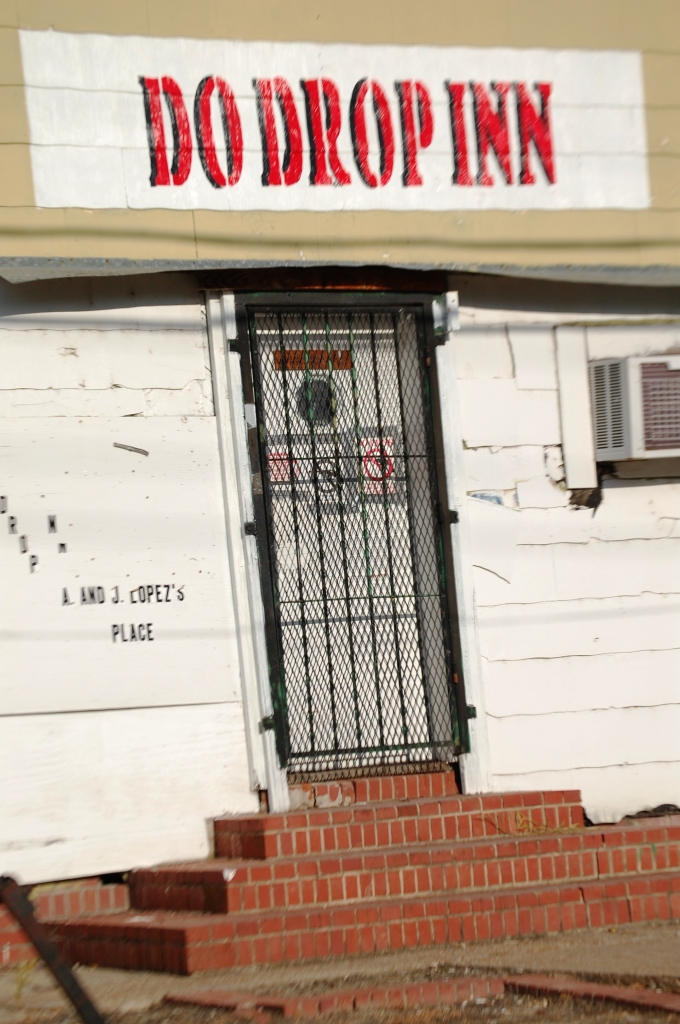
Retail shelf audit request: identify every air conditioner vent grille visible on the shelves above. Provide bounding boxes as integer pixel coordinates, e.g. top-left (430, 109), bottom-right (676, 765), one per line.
top-left (590, 360), bottom-right (625, 453)
top-left (641, 362), bottom-right (680, 450)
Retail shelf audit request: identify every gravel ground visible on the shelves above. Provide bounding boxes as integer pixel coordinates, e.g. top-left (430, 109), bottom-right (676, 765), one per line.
top-left (6, 993), bottom-right (680, 1024)
top-left (2, 922), bottom-right (680, 1024)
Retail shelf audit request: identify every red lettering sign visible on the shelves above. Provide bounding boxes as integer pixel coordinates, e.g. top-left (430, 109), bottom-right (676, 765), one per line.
top-left (139, 76), bottom-right (192, 187)
top-left (395, 80), bottom-right (433, 186)
top-left (254, 78), bottom-right (303, 186)
top-left (194, 76), bottom-right (243, 188)
top-left (350, 79), bottom-right (395, 188)
top-left (445, 82), bottom-right (473, 187)
top-left (301, 78), bottom-right (351, 186)
top-left (471, 81), bottom-right (513, 186)
top-left (139, 72), bottom-right (557, 193)
top-left (516, 82), bottom-right (555, 185)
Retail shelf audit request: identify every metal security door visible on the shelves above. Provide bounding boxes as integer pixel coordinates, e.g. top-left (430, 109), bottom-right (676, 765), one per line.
top-left (244, 301), bottom-right (461, 773)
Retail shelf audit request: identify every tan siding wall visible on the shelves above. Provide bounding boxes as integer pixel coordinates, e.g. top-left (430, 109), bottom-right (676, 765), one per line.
top-left (0, 1), bottom-right (679, 268)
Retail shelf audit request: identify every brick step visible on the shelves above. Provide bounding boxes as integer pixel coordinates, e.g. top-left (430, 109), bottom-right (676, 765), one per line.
top-left (49, 910), bottom-right (234, 974)
top-left (0, 876), bottom-right (129, 968)
top-left (215, 790), bottom-right (583, 859)
top-left (49, 870), bottom-right (680, 974)
top-left (132, 819), bottom-right (680, 914)
top-left (288, 770), bottom-right (459, 810)
top-left (167, 976), bottom-right (505, 1016)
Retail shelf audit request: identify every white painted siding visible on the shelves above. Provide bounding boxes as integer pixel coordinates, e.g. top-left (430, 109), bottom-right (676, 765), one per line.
top-left (446, 315), bottom-right (680, 822)
top-left (0, 282), bottom-right (258, 884)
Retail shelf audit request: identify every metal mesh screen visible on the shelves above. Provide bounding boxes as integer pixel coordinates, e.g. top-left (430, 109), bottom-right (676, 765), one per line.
top-left (247, 306), bottom-right (460, 773)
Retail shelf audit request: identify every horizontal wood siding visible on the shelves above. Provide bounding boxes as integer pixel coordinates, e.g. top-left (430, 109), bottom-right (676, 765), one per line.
top-left (0, 280), bottom-right (257, 884)
top-left (453, 314), bottom-right (680, 823)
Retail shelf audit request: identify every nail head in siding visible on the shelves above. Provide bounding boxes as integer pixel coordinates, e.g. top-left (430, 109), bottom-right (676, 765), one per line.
top-left (113, 443), bottom-right (149, 457)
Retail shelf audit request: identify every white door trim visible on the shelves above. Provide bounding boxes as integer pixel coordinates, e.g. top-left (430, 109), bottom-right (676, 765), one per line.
top-left (206, 291), bottom-right (290, 812)
top-left (435, 293), bottom-right (492, 794)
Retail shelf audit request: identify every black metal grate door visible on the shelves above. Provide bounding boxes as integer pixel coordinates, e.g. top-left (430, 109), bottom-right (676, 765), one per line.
top-left (247, 305), bottom-right (460, 772)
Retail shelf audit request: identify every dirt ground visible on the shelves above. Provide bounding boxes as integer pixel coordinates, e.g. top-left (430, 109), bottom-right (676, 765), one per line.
top-left (2, 921), bottom-right (680, 1024)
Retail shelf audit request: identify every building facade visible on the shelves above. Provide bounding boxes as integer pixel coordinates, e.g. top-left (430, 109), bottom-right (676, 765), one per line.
top-left (2, 1), bottom-right (680, 886)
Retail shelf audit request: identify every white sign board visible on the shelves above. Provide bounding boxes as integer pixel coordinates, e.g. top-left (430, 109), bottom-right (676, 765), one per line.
top-left (0, 417), bottom-right (239, 715)
top-left (19, 31), bottom-right (649, 212)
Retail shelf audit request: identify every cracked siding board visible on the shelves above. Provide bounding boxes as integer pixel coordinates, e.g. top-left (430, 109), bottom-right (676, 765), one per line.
top-left (473, 544), bottom-right (559, 607)
top-left (591, 479), bottom-right (680, 540)
top-left (463, 445), bottom-right (546, 491)
top-left (488, 704), bottom-right (680, 776)
top-left (0, 297), bottom-right (213, 416)
top-left (484, 648), bottom-right (680, 718)
top-left (515, 506), bottom-right (593, 545)
top-left (516, 474), bottom-right (569, 508)
top-left (478, 592), bottom-right (680, 661)
top-left (476, 536), bottom-right (680, 606)
top-left (467, 496), bottom-right (521, 584)
top-left (0, 380), bottom-right (214, 417)
top-left (551, 536), bottom-right (680, 600)
top-left (0, 327), bottom-right (209, 393)
top-left (453, 313), bottom-right (680, 819)
top-left (0, 703), bottom-right (258, 886)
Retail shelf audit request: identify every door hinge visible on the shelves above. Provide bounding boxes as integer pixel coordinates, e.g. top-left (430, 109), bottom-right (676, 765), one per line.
top-left (438, 503), bottom-right (459, 525)
top-left (244, 521), bottom-right (258, 536)
top-left (260, 715), bottom-right (276, 732)
top-left (466, 704), bottom-right (477, 719)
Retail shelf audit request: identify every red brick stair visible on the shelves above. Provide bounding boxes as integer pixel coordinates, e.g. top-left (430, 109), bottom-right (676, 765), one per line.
top-left (41, 774), bottom-right (680, 975)
top-left (0, 876), bottom-right (129, 967)
top-left (129, 823), bottom-right (680, 915)
top-left (214, 789), bottom-right (583, 860)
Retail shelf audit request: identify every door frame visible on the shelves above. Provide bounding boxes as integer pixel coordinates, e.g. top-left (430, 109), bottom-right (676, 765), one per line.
top-left (232, 291), bottom-right (472, 773)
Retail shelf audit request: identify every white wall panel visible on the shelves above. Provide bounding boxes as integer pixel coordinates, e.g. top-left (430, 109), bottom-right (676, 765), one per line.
top-left (478, 592), bottom-right (680, 661)
top-left (484, 648), bottom-right (680, 718)
top-left (453, 329), bottom-right (513, 380)
top-left (0, 703), bottom-right (258, 885)
top-left (457, 380), bottom-right (561, 447)
top-left (509, 328), bottom-right (558, 390)
top-left (551, 537), bottom-right (680, 600)
top-left (453, 314), bottom-right (680, 822)
top-left (488, 704), bottom-right (680, 775)
top-left (0, 417), bottom-right (240, 714)
top-left (493, 761), bottom-right (680, 824)
top-left (0, 287), bottom-right (261, 882)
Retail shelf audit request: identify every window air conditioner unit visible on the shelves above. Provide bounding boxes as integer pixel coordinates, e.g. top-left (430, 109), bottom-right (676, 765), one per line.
top-left (589, 356), bottom-right (680, 461)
